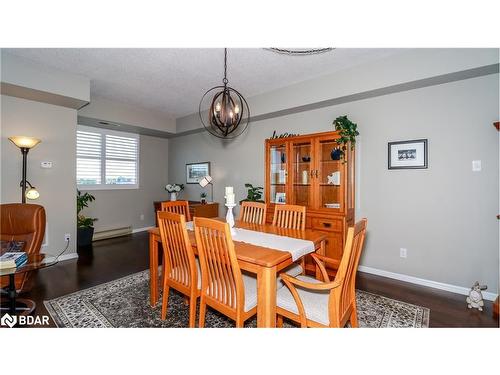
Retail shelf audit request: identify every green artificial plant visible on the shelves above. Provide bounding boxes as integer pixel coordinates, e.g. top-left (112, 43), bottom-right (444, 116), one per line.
top-left (77, 189), bottom-right (98, 228)
top-left (240, 183), bottom-right (264, 203)
top-left (333, 115), bottom-right (359, 162)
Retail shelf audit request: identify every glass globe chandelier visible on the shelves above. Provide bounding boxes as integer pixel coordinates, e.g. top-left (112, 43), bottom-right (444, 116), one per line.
top-left (199, 48), bottom-right (250, 139)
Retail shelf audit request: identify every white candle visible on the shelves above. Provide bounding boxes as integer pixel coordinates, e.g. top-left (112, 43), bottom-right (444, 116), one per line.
top-left (226, 193), bottom-right (235, 205)
top-left (225, 186), bottom-right (233, 196)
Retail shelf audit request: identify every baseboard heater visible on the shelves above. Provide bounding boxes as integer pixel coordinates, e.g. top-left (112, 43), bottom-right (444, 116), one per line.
top-left (93, 226), bottom-right (132, 241)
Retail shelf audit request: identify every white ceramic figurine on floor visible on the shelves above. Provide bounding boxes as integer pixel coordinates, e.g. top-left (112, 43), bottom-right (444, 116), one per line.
top-left (466, 281), bottom-right (487, 311)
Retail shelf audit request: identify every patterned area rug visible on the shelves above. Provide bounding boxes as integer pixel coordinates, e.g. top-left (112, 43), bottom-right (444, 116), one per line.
top-left (44, 270), bottom-right (429, 328)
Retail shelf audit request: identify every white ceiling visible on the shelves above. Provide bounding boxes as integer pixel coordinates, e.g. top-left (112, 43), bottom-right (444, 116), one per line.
top-left (5, 48), bottom-right (406, 118)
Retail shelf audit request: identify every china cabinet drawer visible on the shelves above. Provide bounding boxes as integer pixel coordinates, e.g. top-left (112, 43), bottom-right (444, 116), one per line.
top-left (311, 217), bottom-right (343, 232)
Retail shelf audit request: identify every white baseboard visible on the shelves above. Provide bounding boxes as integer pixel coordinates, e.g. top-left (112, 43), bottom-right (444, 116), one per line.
top-left (358, 265), bottom-right (498, 302)
top-left (58, 252), bottom-right (79, 262)
top-left (132, 226), bottom-right (154, 234)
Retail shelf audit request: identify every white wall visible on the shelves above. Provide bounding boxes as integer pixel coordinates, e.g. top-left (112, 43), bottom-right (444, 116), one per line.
top-left (168, 74), bottom-right (499, 294)
top-left (1, 95), bottom-right (77, 256)
top-left (79, 134), bottom-right (169, 231)
top-left (1, 51), bottom-right (90, 103)
top-left (79, 96), bottom-right (176, 133)
top-left (176, 49), bottom-right (499, 133)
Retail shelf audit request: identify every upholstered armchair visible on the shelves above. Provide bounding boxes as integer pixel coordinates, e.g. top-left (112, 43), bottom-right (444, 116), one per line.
top-left (1, 203), bottom-right (46, 292)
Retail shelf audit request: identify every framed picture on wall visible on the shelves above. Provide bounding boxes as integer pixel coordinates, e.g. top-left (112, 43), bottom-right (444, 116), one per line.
top-left (388, 139), bottom-right (428, 169)
top-left (186, 162), bottom-right (211, 184)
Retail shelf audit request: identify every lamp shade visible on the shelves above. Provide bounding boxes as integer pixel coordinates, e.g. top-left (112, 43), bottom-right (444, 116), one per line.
top-left (9, 136), bottom-right (41, 149)
top-left (25, 187), bottom-right (40, 200)
top-left (199, 175), bottom-right (213, 188)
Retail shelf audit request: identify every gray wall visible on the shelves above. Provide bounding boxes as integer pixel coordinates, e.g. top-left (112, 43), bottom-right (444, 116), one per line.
top-left (168, 74), bottom-right (499, 293)
top-left (1, 95), bottom-right (77, 256)
top-left (79, 134), bottom-right (169, 231)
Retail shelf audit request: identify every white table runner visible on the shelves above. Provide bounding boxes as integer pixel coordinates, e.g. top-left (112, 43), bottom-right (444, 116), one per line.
top-left (185, 221), bottom-right (314, 261)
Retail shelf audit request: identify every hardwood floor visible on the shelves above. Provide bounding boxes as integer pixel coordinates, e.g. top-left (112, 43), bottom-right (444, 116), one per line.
top-left (11, 231), bottom-right (499, 328)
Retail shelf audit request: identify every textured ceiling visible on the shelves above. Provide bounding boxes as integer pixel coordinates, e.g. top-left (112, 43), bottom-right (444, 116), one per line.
top-left (5, 48), bottom-right (405, 118)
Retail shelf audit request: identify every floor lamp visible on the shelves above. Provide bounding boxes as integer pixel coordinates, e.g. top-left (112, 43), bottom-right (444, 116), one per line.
top-left (8, 136), bottom-right (41, 203)
top-left (199, 175), bottom-right (213, 202)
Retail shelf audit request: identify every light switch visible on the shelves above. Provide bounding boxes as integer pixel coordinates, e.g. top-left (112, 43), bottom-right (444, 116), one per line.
top-left (40, 161), bottom-right (53, 169)
top-left (472, 160), bottom-right (481, 172)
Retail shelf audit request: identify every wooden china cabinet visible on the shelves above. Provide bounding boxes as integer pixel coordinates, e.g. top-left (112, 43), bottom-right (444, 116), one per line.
top-left (264, 131), bottom-right (355, 276)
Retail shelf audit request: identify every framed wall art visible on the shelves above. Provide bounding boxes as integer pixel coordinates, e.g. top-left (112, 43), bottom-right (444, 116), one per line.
top-left (186, 162), bottom-right (211, 184)
top-left (388, 139), bottom-right (428, 169)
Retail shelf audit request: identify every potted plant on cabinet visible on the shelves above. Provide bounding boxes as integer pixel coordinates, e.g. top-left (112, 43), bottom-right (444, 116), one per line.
top-left (332, 115), bottom-right (359, 162)
top-left (200, 191), bottom-right (207, 204)
top-left (239, 183), bottom-right (264, 204)
top-left (77, 190), bottom-right (98, 247)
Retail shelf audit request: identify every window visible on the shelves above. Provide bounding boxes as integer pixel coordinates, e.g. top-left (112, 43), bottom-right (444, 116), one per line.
top-left (77, 125), bottom-right (139, 189)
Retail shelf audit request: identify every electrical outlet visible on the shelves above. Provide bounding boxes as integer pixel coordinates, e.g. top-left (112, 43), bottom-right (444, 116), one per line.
top-left (400, 248), bottom-right (407, 258)
top-left (140, 214), bottom-right (144, 221)
top-left (472, 160), bottom-right (481, 172)
top-left (64, 233), bottom-right (71, 242)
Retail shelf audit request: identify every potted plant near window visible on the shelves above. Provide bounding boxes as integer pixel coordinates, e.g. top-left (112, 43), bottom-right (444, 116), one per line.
top-left (239, 183), bottom-right (264, 204)
top-left (77, 190), bottom-right (98, 247)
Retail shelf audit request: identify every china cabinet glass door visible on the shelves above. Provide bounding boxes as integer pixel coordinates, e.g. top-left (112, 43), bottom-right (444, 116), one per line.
top-left (316, 137), bottom-right (344, 212)
top-left (291, 140), bottom-right (313, 206)
top-left (269, 142), bottom-right (288, 204)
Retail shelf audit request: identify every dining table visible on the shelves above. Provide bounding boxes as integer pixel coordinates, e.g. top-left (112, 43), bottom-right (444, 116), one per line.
top-left (148, 219), bottom-right (327, 328)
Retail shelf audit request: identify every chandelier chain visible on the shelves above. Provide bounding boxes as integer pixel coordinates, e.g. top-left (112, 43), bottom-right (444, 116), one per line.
top-left (223, 48), bottom-right (228, 85)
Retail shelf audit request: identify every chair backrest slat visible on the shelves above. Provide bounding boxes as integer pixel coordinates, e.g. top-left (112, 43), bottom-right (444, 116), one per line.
top-left (239, 201), bottom-right (266, 225)
top-left (157, 211), bottom-right (197, 288)
top-left (194, 217), bottom-right (244, 311)
top-left (272, 204), bottom-right (306, 230)
top-left (160, 201), bottom-right (191, 222)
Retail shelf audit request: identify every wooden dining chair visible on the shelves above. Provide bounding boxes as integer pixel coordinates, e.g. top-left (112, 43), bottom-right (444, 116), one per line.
top-left (239, 201), bottom-right (266, 224)
top-left (272, 204), bottom-right (306, 230)
top-left (276, 218), bottom-right (367, 328)
top-left (157, 211), bottom-right (200, 327)
top-left (272, 204), bottom-right (307, 277)
top-left (194, 217), bottom-right (258, 328)
top-left (160, 200), bottom-right (191, 222)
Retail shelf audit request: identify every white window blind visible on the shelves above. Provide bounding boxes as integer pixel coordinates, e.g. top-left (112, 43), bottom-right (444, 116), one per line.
top-left (77, 125), bottom-right (139, 189)
top-left (77, 130), bottom-right (102, 185)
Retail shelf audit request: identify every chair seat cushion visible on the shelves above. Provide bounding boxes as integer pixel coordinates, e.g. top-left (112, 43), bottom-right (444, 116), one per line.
top-left (277, 275), bottom-right (330, 325)
top-left (242, 273), bottom-right (258, 312)
top-left (277, 263), bottom-right (303, 289)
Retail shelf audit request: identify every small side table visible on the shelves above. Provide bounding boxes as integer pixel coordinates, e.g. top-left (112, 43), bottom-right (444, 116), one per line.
top-left (154, 201), bottom-right (219, 226)
top-left (0, 254), bottom-right (57, 318)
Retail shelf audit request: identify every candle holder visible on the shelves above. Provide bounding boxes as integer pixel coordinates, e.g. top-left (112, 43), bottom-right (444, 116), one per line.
top-left (225, 203), bottom-right (237, 236)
